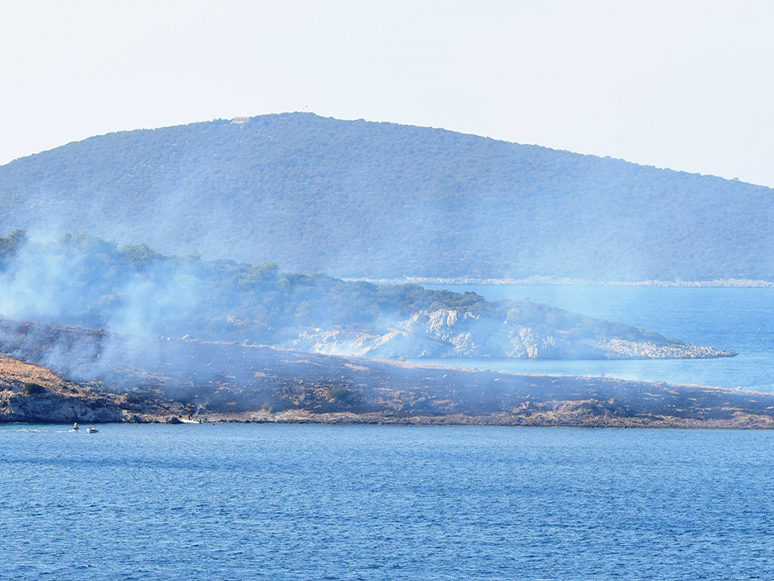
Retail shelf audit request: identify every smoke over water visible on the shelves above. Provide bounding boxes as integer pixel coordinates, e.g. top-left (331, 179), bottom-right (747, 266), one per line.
top-left (0, 230), bottom-right (735, 406)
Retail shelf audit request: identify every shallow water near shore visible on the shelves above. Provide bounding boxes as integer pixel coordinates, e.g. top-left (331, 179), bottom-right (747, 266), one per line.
top-left (3, 423), bottom-right (774, 580)
top-left (420, 285), bottom-right (774, 391)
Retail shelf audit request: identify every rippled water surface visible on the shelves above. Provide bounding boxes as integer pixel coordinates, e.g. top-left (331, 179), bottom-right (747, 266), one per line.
top-left (3, 424), bottom-right (774, 580)
top-left (421, 285), bottom-right (774, 391)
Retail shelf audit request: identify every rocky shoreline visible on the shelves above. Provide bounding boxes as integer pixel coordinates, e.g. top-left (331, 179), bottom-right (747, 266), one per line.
top-left (189, 410), bottom-right (774, 429)
top-left (356, 276), bottom-right (774, 288)
top-left (0, 356), bottom-right (186, 424)
top-left (3, 353), bottom-right (774, 429)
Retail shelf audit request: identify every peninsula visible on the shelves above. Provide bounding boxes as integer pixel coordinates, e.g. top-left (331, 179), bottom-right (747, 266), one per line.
top-left (0, 324), bottom-right (768, 429)
top-left (0, 233), bottom-right (735, 362)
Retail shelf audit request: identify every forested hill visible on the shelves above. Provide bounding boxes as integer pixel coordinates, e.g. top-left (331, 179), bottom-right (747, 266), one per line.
top-left (0, 113), bottom-right (771, 281)
top-left (0, 232), bottom-right (734, 361)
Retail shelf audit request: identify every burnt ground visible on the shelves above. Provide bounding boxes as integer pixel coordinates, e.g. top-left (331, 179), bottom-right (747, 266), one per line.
top-left (1, 317), bottom-right (773, 427)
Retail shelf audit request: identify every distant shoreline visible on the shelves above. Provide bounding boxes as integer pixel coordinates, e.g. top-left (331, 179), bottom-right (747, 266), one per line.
top-left (7, 410), bottom-right (774, 429)
top-left (353, 277), bottom-right (774, 288)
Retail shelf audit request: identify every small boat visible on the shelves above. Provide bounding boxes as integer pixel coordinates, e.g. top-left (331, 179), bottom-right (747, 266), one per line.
top-left (73, 422), bottom-right (79, 432)
top-left (87, 426), bottom-right (99, 434)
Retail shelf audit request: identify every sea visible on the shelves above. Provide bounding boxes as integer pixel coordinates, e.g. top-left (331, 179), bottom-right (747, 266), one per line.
top-left (3, 424), bottom-right (774, 580)
top-left (3, 285), bottom-right (774, 580)
top-left (421, 285), bottom-right (774, 392)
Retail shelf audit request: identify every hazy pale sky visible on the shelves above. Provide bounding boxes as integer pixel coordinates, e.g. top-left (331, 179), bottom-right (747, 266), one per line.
top-left (1, 0), bottom-right (773, 186)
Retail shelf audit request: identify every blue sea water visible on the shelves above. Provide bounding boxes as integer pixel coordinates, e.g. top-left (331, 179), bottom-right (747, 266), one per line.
top-left (421, 285), bottom-right (774, 392)
top-left (4, 287), bottom-right (774, 580)
top-left (2, 424), bottom-right (774, 580)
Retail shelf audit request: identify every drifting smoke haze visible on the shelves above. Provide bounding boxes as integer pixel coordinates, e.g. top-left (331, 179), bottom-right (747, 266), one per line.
top-left (0, 229), bottom-right (738, 407)
top-left (0, 116), bottom-right (754, 405)
top-left (0, 235), bottom-right (202, 335)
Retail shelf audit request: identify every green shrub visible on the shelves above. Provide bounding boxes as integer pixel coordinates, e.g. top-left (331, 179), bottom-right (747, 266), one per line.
top-left (328, 387), bottom-right (356, 403)
top-left (23, 382), bottom-right (45, 395)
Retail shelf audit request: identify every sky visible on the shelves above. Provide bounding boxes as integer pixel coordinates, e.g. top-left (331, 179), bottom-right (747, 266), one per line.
top-left (1, 0), bottom-right (773, 186)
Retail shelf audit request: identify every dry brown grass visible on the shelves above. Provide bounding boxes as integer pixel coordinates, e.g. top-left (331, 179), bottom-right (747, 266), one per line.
top-left (0, 355), bottom-right (79, 392)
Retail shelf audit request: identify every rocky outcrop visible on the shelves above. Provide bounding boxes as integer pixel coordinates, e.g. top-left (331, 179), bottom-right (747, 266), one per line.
top-left (0, 356), bottom-right (123, 422)
top-left (600, 339), bottom-right (736, 359)
top-left (0, 355), bottom-right (186, 423)
top-left (286, 307), bottom-right (735, 360)
top-left (0, 389), bottom-right (125, 423)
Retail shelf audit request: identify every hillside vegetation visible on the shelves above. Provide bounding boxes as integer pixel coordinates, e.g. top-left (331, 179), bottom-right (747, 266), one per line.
top-left (0, 113), bottom-right (771, 281)
top-left (0, 232), bottom-right (733, 360)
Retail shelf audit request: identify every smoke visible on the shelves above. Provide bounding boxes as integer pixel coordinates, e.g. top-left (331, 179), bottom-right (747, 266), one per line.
top-left (0, 232), bottom-right (211, 394)
top-left (0, 229), bottom-right (728, 406)
top-left (0, 233), bottom-right (203, 335)
top-left (0, 231), bottom-right (430, 400)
